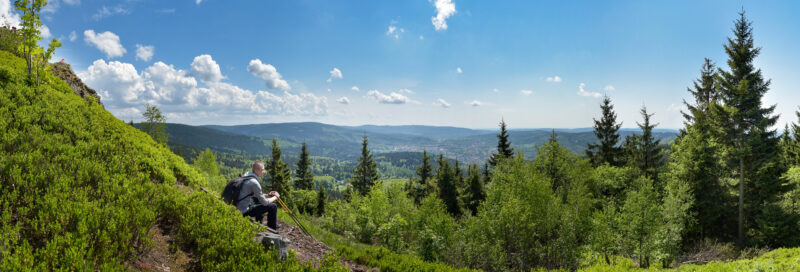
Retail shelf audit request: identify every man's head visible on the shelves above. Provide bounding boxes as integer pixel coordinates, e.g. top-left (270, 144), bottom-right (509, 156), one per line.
top-left (252, 161), bottom-right (266, 178)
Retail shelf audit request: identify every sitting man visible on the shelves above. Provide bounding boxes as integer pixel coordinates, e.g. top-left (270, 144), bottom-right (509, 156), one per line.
top-left (237, 161), bottom-right (280, 230)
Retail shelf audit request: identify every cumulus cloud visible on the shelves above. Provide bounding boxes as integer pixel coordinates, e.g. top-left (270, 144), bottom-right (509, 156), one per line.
top-left (546, 75), bottom-right (562, 82)
top-left (92, 5), bottom-right (129, 21)
top-left (191, 54), bottom-right (225, 82)
top-left (604, 85), bottom-right (615, 91)
top-left (84, 30), bottom-right (126, 58)
top-left (435, 98), bottom-right (451, 108)
top-left (470, 100), bottom-right (482, 107)
top-left (386, 24), bottom-right (404, 39)
top-left (351, 86), bottom-right (360, 92)
top-left (520, 90), bottom-right (533, 96)
top-left (79, 58), bottom-right (327, 118)
top-left (456, 67), bottom-right (462, 74)
top-left (431, 0), bottom-right (456, 31)
top-left (578, 83), bottom-right (602, 98)
top-left (327, 67), bottom-right (342, 82)
top-left (0, 0), bottom-right (22, 27)
top-left (247, 59), bottom-right (290, 91)
top-left (68, 30), bottom-right (77, 41)
top-left (336, 96), bottom-right (350, 104)
top-left (39, 24), bottom-right (51, 38)
top-left (135, 44), bottom-right (154, 62)
top-left (367, 90), bottom-right (410, 104)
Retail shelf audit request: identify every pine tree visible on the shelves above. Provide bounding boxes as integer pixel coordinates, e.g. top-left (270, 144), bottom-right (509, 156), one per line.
top-left (295, 141), bottom-right (314, 190)
top-left (316, 187), bottom-right (327, 216)
top-left (781, 109), bottom-right (800, 167)
top-left (436, 154), bottom-right (461, 217)
top-left (352, 135), bottom-right (379, 196)
top-left (465, 164), bottom-right (486, 216)
top-left (587, 95), bottom-right (624, 167)
top-left (682, 58), bottom-right (719, 128)
top-left (408, 150), bottom-right (434, 204)
top-left (489, 119), bottom-right (513, 167)
top-left (267, 138), bottom-right (292, 199)
top-left (718, 11), bottom-right (787, 247)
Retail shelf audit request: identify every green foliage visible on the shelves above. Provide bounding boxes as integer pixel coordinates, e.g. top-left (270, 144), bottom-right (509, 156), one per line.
top-left (488, 119), bottom-right (513, 167)
top-left (406, 150), bottom-right (434, 204)
top-left (0, 50), bottom-right (337, 270)
top-left (587, 95), bottom-right (624, 167)
top-left (193, 148), bottom-right (221, 177)
top-left (619, 177), bottom-right (661, 268)
top-left (352, 135), bottom-right (379, 196)
top-left (463, 164), bottom-right (485, 216)
top-left (14, 0), bottom-right (61, 86)
top-left (140, 103), bottom-right (168, 146)
top-left (435, 154), bottom-right (462, 217)
top-left (0, 27), bottom-right (23, 56)
top-left (289, 189), bottom-right (318, 214)
top-left (316, 187), bottom-right (327, 216)
top-left (295, 142), bottom-right (314, 190)
top-left (267, 138), bottom-right (292, 201)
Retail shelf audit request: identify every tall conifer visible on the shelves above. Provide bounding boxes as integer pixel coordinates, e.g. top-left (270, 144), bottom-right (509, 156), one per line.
top-left (634, 106), bottom-right (665, 184)
top-left (587, 95), bottom-right (623, 167)
top-left (465, 164), bottom-right (486, 216)
top-left (436, 154), bottom-right (462, 217)
top-left (295, 142), bottom-right (314, 190)
top-left (408, 150), bottom-right (434, 204)
top-left (489, 119), bottom-right (513, 167)
top-left (267, 138), bottom-right (292, 199)
top-left (352, 135), bottom-right (379, 196)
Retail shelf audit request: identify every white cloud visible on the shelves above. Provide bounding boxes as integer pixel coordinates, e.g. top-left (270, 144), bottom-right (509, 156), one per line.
top-left (336, 96), bottom-right (350, 104)
top-left (386, 24), bottom-right (404, 39)
top-left (435, 98), bottom-right (451, 108)
top-left (79, 58), bottom-right (327, 117)
top-left (39, 24), bottom-right (51, 38)
top-left (351, 86), bottom-right (360, 92)
top-left (135, 44), bottom-right (154, 62)
top-left (604, 85), bottom-right (615, 91)
top-left (520, 89), bottom-right (533, 96)
top-left (419, 35), bottom-right (424, 40)
top-left (155, 8), bottom-right (176, 14)
top-left (431, 0), bottom-right (456, 31)
top-left (196, 0), bottom-right (203, 4)
top-left (667, 103), bottom-right (682, 112)
top-left (64, 0), bottom-right (81, 5)
top-left (578, 83), bottom-right (602, 98)
top-left (84, 30), bottom-right (126, 58)
top-left (68, 30), bottom-right (77, 41)
top-left (470, 100), bottom-right (482, 107)
top-left (0, 0), bottom-right (22, 27)
top-left (247, 59), bottom-right (290, 91)
top-left (399, 88), bottom-right (415, 94)
top-left (92, 5), bottom-right (129, 21)
top-left (493, 88), bottom-right (499, 93)
top-left (191, 54), bottom-right (225, 82)
top-left (327, 67), bottom-right (342, 82)
top-left (546, 75), bottom-right (562, 82)
top-left (367, 90), bottom-right (410, 104)
top-left (456, 67), bottom-right (462, 74)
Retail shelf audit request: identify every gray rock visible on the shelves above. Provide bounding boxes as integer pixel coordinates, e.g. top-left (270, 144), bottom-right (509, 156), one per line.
top-left (253, 231), bottom-right (290, 261)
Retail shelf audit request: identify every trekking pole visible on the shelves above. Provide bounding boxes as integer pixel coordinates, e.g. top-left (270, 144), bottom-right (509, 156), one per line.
top-left (276, 197), bottom-right (313, 239)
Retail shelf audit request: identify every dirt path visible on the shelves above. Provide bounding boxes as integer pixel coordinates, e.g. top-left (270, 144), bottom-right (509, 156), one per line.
top-left (275, 219), bottom-right (375, 272)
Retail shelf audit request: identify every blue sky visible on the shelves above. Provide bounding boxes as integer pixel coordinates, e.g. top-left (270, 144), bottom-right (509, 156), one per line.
top-left (2, 0), bottom-right (799, 129)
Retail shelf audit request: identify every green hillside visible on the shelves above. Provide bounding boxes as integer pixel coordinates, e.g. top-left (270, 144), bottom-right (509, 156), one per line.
top-left (0, 51), bottom-right (344, 270)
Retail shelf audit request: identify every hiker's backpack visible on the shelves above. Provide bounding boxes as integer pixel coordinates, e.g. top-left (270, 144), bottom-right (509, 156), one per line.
top-left (221, 176), bottom-right (255, 206)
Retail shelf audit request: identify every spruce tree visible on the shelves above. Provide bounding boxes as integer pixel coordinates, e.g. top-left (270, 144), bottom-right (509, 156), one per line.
top-left (316, 187), bottom-right (327, 216)
top-left (587, 95), bottom-right (623, 167)
top-left (718, 11), bottom-right (787, 247)
top-left (634, 106), bottom-right (665, 185)
top-left (295, 141), bottom-right (314, 190)
top-left (682, 58), bottom-right (719, 128)
top-left (535, 130), bottom-right (572, 202)
top-left (465, 164), bottom-right (486, 216)
top-left (267, 138), bottom-right (292, 200)
top-left (352, 135), bottom-right (379, 196)
top-left (436, 154), bottom-right (461, 217)
top-left (408, 150), bottom-right (434, 204)
top-left (489, 119), bottom-right (513, 167)
top-left (781, 109), bottom-right (800, 167)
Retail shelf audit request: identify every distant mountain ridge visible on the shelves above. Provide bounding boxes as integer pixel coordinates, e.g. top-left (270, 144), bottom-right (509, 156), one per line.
top-left (168, 122), bottom-right (678, 163)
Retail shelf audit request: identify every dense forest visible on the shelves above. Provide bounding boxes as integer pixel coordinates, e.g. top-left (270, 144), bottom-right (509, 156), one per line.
top-left (3, 2), bottom-right (800, 271)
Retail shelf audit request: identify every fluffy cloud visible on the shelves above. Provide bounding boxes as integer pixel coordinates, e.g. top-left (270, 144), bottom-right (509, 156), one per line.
top-left (0, 0), bottom-right (22, 27)
top-left (604, 85), bottom-right (615, 91)
top-left (470, 100), bottom-right (482, 107)
top-left (39, 24), bottom-right (51, 38)
top-left (435, 98), bottom-right (451, 108)
top-left (196, 0), bottom-right (203, 4)
top-left (546, 75), bottom-right (562, 82)
top-left (336, 96), bottom-right (350, 104)
top-left (456, 67), bottom-right (462, 74)
top-left (367, 90), bottom-right (410, 104)
top-left (327, 67), bottom-right (342, 82)
top-left (399, 88), bottom-right (415, 94)
top-left (431, 0), bottom-right (456, 31)
top-left (79, 58), bottom-right (327, 118)
top-left (68, 30), bottom-right (77, 42)
top-left (84, 30), bottom-right (126, 58)
top-left (247, 59), bottom-right (290, 91)
top-left (135, 44), bottom-right (154, 62)
top-left (191, 54), bottom-right (225, 82)
top-left (92, 5), bottom-right (129, 21)
top-left (520, 89), bottom-right (533, 96)
top-left (578, 83), bottom-right (602, 98)
top-left (386, 24), bottom-right (404, 39)
top-left (351, 86), bottom-right (360, 92)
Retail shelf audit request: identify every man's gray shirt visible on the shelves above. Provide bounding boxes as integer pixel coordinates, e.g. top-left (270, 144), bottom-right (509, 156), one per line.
top-left (235, 172), bottom-right (272, 214)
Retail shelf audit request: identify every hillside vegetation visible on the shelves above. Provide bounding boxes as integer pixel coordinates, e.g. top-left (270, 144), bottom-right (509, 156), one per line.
top-left (0, 50), bottom-right (345, 270)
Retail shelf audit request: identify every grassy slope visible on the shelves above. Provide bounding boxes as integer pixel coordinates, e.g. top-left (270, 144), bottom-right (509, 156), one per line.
top-left (0, 51), bottom-right (345, 271)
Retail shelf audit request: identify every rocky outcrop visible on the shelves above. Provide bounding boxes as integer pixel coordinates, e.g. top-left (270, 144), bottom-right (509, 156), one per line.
top-left (50, 62), bottom-right (103, 106)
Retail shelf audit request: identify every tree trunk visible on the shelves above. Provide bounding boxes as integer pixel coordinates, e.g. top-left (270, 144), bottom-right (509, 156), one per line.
top-left (738, 158), bottom-right (744, 248)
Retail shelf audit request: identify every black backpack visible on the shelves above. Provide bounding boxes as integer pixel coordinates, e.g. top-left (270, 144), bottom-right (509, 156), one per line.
top-left (221, 176), bottom-right (255, 206)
